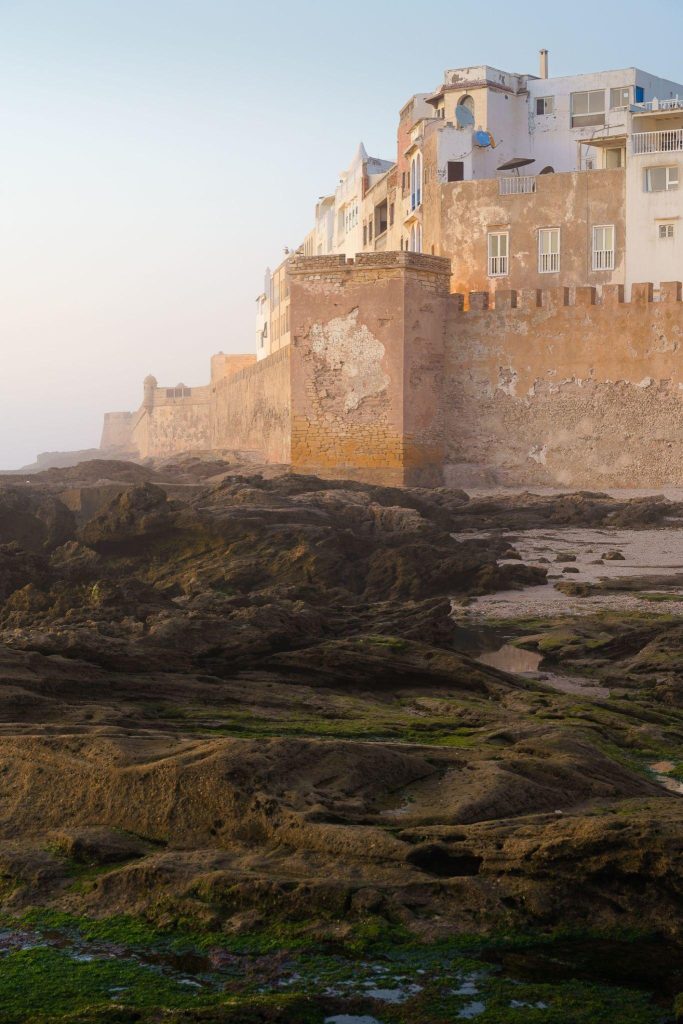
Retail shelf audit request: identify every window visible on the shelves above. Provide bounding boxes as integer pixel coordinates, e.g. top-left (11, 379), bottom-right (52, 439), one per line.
top-left (610, 86), bottom-right (631, 110)
top-left (538, 227), bottom-right (560, 273)
top-left (389, 203), bottom-right (395, 226)
top-left (592, 225), bottom-right (615, 270)
top-left (646, 166), bottom-right (679, 191)
top-left (410, 153), bottom-right (422, 210)
top-left (659, 222), bottom-right (675, 239)
top-left (363, 222), bottom-right (367, 246)
top-left (571, 90), bottom-right (605, 128)
top-left (605, 147), bottom-right (624, 169)
top-left (375, 200), bottom-right (388, 236)
top-left (536, 96), bottom-right (554, 116)
top-left (368, 218), bottom-right (373, 242)
top-left (409, 224), bottom-right (422, 253)
top-left (447, 160), bottom-right (464, 182)
top-left (487, 232), bottom-right (509, 277)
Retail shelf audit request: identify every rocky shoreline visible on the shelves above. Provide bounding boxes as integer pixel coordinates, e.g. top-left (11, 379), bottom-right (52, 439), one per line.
top-left (1, 457), bottom-right (683, 1022)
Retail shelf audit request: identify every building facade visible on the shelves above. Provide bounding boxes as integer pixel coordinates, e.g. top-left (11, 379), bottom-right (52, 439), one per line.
top-left (257, 51), bottom-right (683, 335)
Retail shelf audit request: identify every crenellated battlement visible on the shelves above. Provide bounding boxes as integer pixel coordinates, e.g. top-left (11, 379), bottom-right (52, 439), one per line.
top-left (452, 282), bottom-right (683, 312)
top-left (100, 253), bottom-right (683, 489)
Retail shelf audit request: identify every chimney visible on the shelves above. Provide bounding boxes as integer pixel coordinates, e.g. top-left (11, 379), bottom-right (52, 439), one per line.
top-left (539, 49), bottom-right (549, 79)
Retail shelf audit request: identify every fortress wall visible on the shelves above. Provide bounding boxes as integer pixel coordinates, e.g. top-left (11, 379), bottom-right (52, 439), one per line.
top-left (100, 256), bottom-right (683, 490)
top-left (210, 345), bottom-right (291, 463)
top-left (132, 388), bottom-right (212, 459)
top-left (100, 411), bottom-right (136, 453)
top-left (444, 283), bottom-right (683, 488)
top-left (288, 252), bottom-right (450, 486)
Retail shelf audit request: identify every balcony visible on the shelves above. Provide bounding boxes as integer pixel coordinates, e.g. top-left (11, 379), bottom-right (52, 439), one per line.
top-left (632, 129), bottom-right (683, 155)
top-left (499, 175), bottom-right (536, 195)
top-left (634, 98), bottom-right (683, 113)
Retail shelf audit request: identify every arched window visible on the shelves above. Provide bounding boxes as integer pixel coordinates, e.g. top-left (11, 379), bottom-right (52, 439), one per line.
top-left (459, 94), bottom-right (475, 116)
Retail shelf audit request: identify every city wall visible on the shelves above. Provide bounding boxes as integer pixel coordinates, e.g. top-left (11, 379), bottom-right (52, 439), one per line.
top-left (445, 282), bottom-right (683, 488)
top-left (210, 346), bottom-right (291, 463)
top-left (288, 253), bottom-right (449, 486)
top-left (101, 255), bottom-right (683, 490)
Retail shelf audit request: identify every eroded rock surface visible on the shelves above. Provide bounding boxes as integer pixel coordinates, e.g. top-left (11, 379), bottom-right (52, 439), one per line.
top-left (0, 458), bottom-right (682, 957)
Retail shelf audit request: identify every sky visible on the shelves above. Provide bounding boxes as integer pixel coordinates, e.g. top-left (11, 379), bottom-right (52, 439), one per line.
top-left (2, 0), bottom-right (683, 468)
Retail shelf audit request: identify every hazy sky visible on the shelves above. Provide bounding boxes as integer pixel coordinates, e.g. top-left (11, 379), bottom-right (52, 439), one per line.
top-left (3, 0), bottom-right (683, 468)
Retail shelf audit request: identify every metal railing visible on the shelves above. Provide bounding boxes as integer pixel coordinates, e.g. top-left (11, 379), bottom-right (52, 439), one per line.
top-left (488, 255), bottom-right (508, 277)
top-left (592, 249), bottom-right (615, 271)
top-left (499, 175), bottom-right (537, 195)
top-left (632, 129), bottom-right (683, 154)
top-left (634, 97), bottom-right (683, 113)
top-left (539, 252), bottom-right (560, 274)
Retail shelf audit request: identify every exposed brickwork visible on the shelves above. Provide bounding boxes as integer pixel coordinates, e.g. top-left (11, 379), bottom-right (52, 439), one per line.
top-left (289, 253), bottom-right (450, 485)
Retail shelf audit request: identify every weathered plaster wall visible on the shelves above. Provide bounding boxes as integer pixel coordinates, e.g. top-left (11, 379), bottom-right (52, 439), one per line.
top-left (100, 412), bottom-right (136, 454)
top-left (132, 388), bottom-right (212, 459)
top-left (210, 346), bottom-right (291, 463)
top-left (438, 168), bottom-right (625, 298)
top-left (288, 252), bottom-right (450, 486)
top-left (445, 282), bottom-right (683, 488)
top-left (210, 353), bottom-right (257, 383)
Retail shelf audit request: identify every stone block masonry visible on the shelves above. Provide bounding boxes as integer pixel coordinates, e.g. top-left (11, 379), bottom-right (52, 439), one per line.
top-left (288, 252), bottom-right (450, 486)
top-left (446, 282), bottom-right (683, 488)
top-left (210, 346), bottom-right (291, 463)
top-left (101, 255), bottom-right (683, 490)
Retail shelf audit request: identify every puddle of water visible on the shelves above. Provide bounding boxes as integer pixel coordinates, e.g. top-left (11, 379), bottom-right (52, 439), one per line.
top-left (363, 983), bottom-right (421, 1003)
top-left (324, 1018), bottom-right (383, 1024)
top-left (453, 973), bottom-right (481, 996)
top-left (458, 628), bottom-right (610, 699)
top-left (459, 526), bottom-right (683, 618)
top-left (649, 762), bottom-right (683, 795)
top-left (458, 1001), bottom-right (486, 1019)
top-left (478, 645), bottom-right (542, 674)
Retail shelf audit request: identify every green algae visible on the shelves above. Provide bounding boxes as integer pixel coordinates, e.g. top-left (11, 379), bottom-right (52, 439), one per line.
top-left (0, 912), bottom-right (674, 1024)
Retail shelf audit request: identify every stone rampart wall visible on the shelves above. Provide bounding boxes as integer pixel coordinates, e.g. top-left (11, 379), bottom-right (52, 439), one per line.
top-left (445, 283), bottom-right (683, 488)
top-left (210, 346), bottom-right (291, 463)
top-left (288, 252), bottom-right (450, 486)
top-left (101, 256), bottom-right (683, 491)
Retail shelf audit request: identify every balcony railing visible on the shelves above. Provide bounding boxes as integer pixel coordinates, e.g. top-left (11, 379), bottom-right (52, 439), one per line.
top-left (539, 252), bottom-right (560, 274)
top-left (634, 97), bottom-right (683, 113)
top-left (592, 249), bottom-right (615, 271)
top-left (499, 175), bottom-right (536, 195)
top-left (488, 255), bottom-right (508, 277)
top-left (632, 129), bottom-right (683, 154)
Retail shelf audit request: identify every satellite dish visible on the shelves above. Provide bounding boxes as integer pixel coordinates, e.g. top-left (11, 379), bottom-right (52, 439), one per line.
top-left (540, 165), bottom-right (554, 174)
top-left (455, 104), bottom-right (475, 128)
top-left (474, 130), bottom-right (492, 147)
top-left (497, 157), bottom-right (535, 171)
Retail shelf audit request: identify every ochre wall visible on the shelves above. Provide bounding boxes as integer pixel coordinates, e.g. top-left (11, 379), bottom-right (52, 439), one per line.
top-left (288, 252), bottom-right (450, 486)
top-left (210, 346), bottom-right (291, 463)
top-left (436, 169), bottom-right (626, 299)
top-left (102, 255), bottom-right (683, 491)
top-left (445, 282), bottom-right (683, 488)
top-left (132, 391), bottom-right (212, 459)
top-left (100, 411), bottom-right (136, 453)
top-left (210, 353), bottom-right (257, 383)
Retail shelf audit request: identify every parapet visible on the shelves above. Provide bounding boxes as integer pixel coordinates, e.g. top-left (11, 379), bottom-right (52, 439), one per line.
top-left (288, 251), bottom-right (452, 277)
top-left (452, 282), bottom-right (683, 313)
